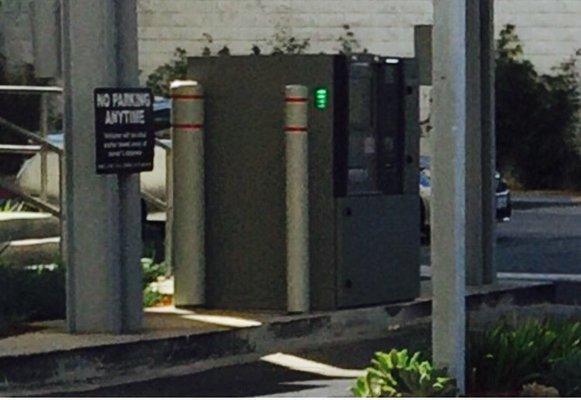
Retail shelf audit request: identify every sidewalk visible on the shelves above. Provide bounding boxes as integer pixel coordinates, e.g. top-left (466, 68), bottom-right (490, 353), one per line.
top-left (0, 280), bottom-right (556, 396)
top-left (512, 191), bottom-right (581, 209)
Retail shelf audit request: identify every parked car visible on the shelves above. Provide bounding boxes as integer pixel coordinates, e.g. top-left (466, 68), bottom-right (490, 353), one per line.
top-left (419, 156), bottom-right (512, 238)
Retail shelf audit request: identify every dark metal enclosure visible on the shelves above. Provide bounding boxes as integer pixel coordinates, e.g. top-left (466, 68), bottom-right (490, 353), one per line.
top-left (187, 54), bottom-right (420, 310)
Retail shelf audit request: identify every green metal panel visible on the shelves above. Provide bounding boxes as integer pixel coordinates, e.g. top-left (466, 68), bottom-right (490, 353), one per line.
top-left (335, 195), bottom-right (420, 307)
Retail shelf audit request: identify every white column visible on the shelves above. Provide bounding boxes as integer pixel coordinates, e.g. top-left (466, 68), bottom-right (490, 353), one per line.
top-left (61, 0), bottom-right (142, 333)
top-left (431, 0), bottom-right (467, 393)
top-left (285, 85), bottom-right (310, 313)
top-left (171, 81), bottom-right (205, 307)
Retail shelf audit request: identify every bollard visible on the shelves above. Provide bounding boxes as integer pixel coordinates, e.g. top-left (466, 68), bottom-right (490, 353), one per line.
top-left (171, 80), bottom-right (205, 306)
top-left (285, 85), bottom-right (310, 313)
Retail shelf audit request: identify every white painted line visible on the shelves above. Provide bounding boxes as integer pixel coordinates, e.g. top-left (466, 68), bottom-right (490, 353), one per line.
top-left (261, 352), bottom-right (364, 378)
top-left (422, 265), bottom-right (581, 283)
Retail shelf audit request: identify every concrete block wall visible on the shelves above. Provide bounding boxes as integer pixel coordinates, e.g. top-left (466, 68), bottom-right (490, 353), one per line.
top-left (0, 1), bottom-right (579, 80)
top-left (137, 0), bottom-right (581, 78)
top-left (0, 0), bottom-right (34, 74)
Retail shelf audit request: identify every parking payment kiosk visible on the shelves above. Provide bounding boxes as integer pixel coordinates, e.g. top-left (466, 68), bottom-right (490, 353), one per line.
top-left (187, 54), bottom-right (420, 310)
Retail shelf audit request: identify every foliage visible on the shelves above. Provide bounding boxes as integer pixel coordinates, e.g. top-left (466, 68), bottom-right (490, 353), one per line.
top-left (201, 32), bottom-right (213, 57)
top-left (468, 319), bottom-right (581, 395)
top-left (268, 26), bottom-right (310, 55)
top-left (141, 257), bottom-right (168, 290)
top-left (496, 24), bottom-right (581, 189)
top-left (352, 349), bottom-right (457, 397)
top-left (143, 285), bottom-right (165, 308)
top-left (520, 382), bottom-right (559, 397)
top-left (141, 258), bottom-right (168, 307)
top-left (337, 24), bottom-right (365, 55)
top-left (546, 349), bottom-right (581, 396)
top-left (146, 47), bottom-right (188, 97)
top-left (0, 263), bottom-right (66, 328)
top-left (0, 200), bottom-right (26, 212)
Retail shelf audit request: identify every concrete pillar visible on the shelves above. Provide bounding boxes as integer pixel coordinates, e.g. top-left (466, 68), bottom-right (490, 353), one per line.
top-left (30, 0), bottom-right (61, 79)
top-left (114, 0), bottom-right (144, 333)
top-left (431, 0), bottom-right (467, 393)
top-left (61, 0), bottom-right (142, 333)
top-left (171, 81), bottom-right (205, 307)
top-left (481, 0), bottom-right (497, 285)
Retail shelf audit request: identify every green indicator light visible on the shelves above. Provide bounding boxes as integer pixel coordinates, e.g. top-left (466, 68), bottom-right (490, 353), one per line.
top-left (314, 87), bottom-right (329, 110)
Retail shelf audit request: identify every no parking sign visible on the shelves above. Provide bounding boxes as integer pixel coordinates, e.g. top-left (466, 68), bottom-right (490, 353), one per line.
top-left (94, 88), bottom-right (155, 174)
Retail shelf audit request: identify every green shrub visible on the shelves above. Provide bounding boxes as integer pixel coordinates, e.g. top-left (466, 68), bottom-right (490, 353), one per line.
top-left (146, 47), bottom-right (188, 97)
top-left (141, 257), bottom-right (168, 290)
top-left (352, 349), bottom-right (457, 397)
top-left (0, 263), bottom-right (66, 328)
top-left (468, 319), bottom-right (581, 395)
top-left (547, 349), bottom-right (581, 397)
top-left (496, 25), bottom-right (581, 190)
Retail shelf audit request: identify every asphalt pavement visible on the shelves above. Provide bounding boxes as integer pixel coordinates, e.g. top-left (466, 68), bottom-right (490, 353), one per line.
top-left (421, 200), bottom-right (581, 275)
top-left (57, 335), bottom-right (431, 397)
top-left (61, 197), bottom-right (581, 397)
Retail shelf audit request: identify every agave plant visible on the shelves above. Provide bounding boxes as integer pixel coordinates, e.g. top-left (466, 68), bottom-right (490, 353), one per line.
top-left (352, 349), bottom-right (457, 397)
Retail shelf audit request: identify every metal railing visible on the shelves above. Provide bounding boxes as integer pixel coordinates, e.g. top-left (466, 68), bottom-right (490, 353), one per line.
top-left (0, 85), bottom-right (64, 216)
top-left (0, 85), bottom-right (171, 226)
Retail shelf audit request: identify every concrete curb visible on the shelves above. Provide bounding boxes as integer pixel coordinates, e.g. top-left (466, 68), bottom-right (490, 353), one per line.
top-left (511, 195), bottom-right (581, 210)
top-left (0, 281), bottom-right (555, 396)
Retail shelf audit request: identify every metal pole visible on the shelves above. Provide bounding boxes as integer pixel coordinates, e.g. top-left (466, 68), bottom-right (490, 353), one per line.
top-left (431, 0), bottom-right (467, 393)
top-left (481, 0), bottom-right (497, 285)
top-left (165, 146), bottom-right (173, 274)
top-left (40, 93), bottom-right (49, 202)
top-left (285, 85), bottom-right (310, 314)
top-left (171, 81), bottom-right (205, 306)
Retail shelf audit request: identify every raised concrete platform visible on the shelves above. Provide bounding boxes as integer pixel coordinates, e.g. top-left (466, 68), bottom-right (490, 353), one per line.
top-left (0, 280), bottom-right (556, 396)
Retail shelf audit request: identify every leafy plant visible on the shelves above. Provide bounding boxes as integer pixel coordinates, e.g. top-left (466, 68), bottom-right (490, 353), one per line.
top-left (201, 33), bottom-right (213, 57)
top-left (468, 319), bottom-right (581, 395)
top-left (496, 24), bottom-right (581, 190)
top-left (0, 262), bottom-right (66, 328)
top-left (0, 200), bottom-right (26, 212)
top-left (141, 257), bottom-right (168, 290)
top-left (143, 285), bottom-right (165, 308)
top-left (217, 45), bottom-right (231, 56)
top-left (547, 349), bottom-right (581, 396)
top-left (337, 24), bottom-right (364, 55)
top-left (269, 26), bottom-right (310, 55)
top-left (146, 47), bottom-right (188, 97)
top-left (251, 44), bottom-right (261, 55)
top-left (352, 349), bottom-right (457, 397)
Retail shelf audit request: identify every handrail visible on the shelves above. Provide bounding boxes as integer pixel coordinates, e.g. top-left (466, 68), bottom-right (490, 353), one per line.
top-left (0, 144), bottom-right (43, 155)
top-left (0, 177), bottom-right (60, 217)
top-left (0, 116), bottom-right (63, 154)
top-left (0, 85), bottom-right (63, 94)
top-left (155, 138), bottom-right (172, 151)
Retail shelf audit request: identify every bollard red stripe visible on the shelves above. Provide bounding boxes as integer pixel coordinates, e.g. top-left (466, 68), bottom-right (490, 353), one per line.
top-left (285, 97), bottom-right (308, 103)
top-left (171, 95), bottom-right (204, 100)
top-left (284, 126), bottom-right (307, 132)
top-left (173, 123), bottom-right (204, 130)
